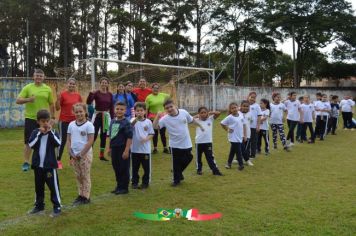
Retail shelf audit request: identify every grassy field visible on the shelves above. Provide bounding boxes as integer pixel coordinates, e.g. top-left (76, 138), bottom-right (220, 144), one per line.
top-left (0, 118), bottom-right (355, 235)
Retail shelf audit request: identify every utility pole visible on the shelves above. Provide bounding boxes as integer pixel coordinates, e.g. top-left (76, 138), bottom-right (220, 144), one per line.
top-left (292, 25), bottom-right (297, 88)
top-left (247, 53), bottom-right (250, 86)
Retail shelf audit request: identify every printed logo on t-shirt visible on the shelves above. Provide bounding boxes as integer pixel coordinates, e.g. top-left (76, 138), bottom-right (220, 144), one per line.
top-left (80, 131), bottom-right (87, 136)
top-left (251, 107), bottom-right (255, 110)
top-left (309, 105), bottom-right (312, 109)
top-left (183, 119), bottom-right (187, 124)
top-left (279, 107), bottom-right (283, 110)
top-left (110, 123), bottom-right (120, 139)
top-left (144, 126), bottom-right (148, 131)
top-left (294, 104), bottom-right (297, 107)
top-left (207, 123), bottom-right (211, 126)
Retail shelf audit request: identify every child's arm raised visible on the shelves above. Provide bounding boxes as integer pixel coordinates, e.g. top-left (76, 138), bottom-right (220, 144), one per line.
top-left (191, 119), bottom-right (205, 131)
top-left (153, 112), bottom-right (163, 129)
top-left (209, 111), bottom-right (221, 119)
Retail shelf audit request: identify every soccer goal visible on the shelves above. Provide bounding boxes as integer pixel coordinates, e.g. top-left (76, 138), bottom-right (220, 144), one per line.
top-left (71, 58), bottom-right (216, 112)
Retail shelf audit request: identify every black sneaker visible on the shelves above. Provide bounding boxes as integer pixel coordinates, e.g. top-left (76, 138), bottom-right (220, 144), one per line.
top-left (111, 187), bottom-right (119, 194)
top-left (140, 184), bottom-right (149, 189)
top-left (81, 197), bottom-right (90, 204)
top-left (238, 165), bottom-right (244, 171)
top-left (132, 184), bottom-right (139, 189)
top-left (284, 146), bottom-right (291, 152)
top-left (100, 157), bottom-right (109, 161)
top-left (197, 170), bottom-right (203, 175)
top-left (72, 195), bottom-right (83, 206)
top-left (28, 206), bottom-right (44, 215)
top-left (213, 170), bottom-right (223, 176)
top-left (115, 189), bottom-right (129, 195)
top-left (50, 207), bottom-right (61, 218)
top-left (163, 148), bottom-right (171, 154)
top-left (171, 182), bottom-right (180, 187)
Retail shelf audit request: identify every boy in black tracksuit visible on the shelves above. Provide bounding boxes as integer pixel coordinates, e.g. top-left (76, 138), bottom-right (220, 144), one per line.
top-left (28, 110), bottom-right (62, 217)
top-left (108, 102), bottom-right (133, 195)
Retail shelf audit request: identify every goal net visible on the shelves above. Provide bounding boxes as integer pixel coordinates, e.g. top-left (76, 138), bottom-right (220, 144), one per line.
top-left (70, 58), bottom-right (216, 112)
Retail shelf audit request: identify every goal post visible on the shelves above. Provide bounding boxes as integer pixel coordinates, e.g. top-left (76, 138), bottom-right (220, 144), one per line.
top-left (74, 57), bottom-right (216, 112)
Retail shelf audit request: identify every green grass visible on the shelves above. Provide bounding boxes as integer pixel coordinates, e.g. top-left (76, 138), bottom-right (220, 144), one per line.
top-left (0, 118), bottom-right (356, 235)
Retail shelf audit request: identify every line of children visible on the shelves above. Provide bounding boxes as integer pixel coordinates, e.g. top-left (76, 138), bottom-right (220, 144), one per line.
top-left (27, 91), bottom-right (352, 217)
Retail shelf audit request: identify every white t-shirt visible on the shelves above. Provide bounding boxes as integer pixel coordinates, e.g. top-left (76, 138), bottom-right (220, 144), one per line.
top-left (314, 101), bottom-right (331, 117)
top-left (285, 100), bottom-right (301, 121)
top-left (195, 116), bottom-right (214, 144)
top-left (260, 109), bottom-right (270, 130)
top-left (131, 119), bottom-right (155, 154)
top-left (39, 134), bottom-right (48, 168)
top-left (340, 99), bottom-right (355, 112)
top-left (242, 112), bottom-right (252, 139)
top-left (249, 103), bottom-right (262, 129)
top-left (301, 104), bottom-right (315, 123)
top-left (67, 121), bottom-right (95, 156)
top-left (159, 109), bottom-right (193, 149)
top-left (313, 100), bottom-right (321, 116)
top-left (270, 103), bottom-right (286, 124)
top-left (220, 113), bottom-right (245, 143)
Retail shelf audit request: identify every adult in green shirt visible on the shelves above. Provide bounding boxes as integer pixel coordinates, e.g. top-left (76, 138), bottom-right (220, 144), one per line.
top-left (16, 69), bottom-right (55, 171)
top-left (145, 83), bottom-right (171, 154)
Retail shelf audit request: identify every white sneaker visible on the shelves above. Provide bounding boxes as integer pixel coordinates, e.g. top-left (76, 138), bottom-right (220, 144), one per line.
top-left (232, 160), bottom-right (238, 164)
top-left (246, 160), bottom-right (254, 166)
top-left (287, 142), bottom-right (294, 147)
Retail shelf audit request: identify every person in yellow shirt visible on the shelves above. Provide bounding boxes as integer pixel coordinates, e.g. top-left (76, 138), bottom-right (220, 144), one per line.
top-left (145, 83), bottom-right (170, 154)
top-left (16, 69), bottom-right (55, 171)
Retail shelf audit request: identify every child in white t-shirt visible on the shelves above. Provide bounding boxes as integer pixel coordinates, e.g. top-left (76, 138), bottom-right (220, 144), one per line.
top-left (221, 102), bottom-right (247, 170)
top-left (131, 102), bottom-right (155, 189)
top-left (284, 91), bottom-right (303, 146)
top-left (239, 100), bottom-right (254, 166)
top-left (300, 95), bottom-right (315, 143)
top-left (153, 99), bottom-right (204, 187)
top-left (314, 94), bottom-right (331, 140)
top-left (67, 103), bottom-right (95, 205)
top-left (270, 93), bottom-right (289, 151)
top-left (194, 107), bottom-right (222, 176)
top-left (247, 92), bottom-right (262, 159)
top-left (257, 99), bottom-right (270, 155)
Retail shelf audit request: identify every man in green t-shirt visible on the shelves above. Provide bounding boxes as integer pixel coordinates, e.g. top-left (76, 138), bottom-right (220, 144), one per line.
top-left (16, 69), bottom-right (55, 171)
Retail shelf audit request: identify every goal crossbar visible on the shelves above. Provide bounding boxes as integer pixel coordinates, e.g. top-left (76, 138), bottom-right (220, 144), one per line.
top-left (78, 57), bottom-right (216, 111)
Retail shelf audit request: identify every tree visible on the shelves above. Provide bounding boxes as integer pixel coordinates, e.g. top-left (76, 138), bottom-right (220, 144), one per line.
top-left (212, 0), bottom-right (275, 86)
top-left (264, 0), bottom-right (355, 87)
